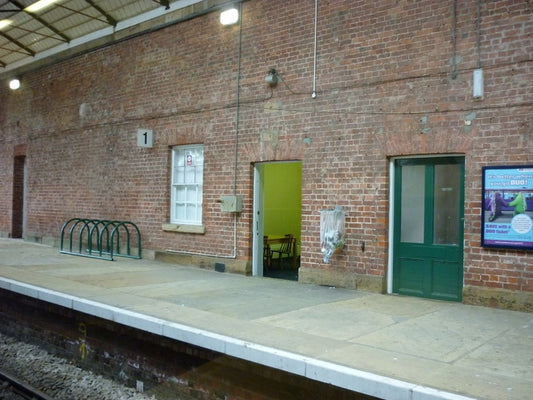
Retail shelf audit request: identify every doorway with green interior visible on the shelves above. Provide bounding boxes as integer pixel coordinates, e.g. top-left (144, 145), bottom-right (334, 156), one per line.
top-left (252, 161), bottom-right (302, 280)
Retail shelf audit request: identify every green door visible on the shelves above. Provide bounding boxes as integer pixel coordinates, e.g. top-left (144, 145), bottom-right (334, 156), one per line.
top-left (393, 157), bottom-right (465, 301)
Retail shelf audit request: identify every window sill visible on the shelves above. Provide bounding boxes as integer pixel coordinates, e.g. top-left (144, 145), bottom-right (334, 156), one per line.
top-left (162, 223), bottom-right (206, 234)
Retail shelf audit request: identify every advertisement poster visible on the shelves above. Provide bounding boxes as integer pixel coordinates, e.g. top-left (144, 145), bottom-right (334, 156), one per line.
top-left (482, 165), bottom-right (533, 250)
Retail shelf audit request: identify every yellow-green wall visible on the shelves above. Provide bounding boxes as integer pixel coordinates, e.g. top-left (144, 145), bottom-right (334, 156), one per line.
top-left (263, 162), bottom-right (301, 239)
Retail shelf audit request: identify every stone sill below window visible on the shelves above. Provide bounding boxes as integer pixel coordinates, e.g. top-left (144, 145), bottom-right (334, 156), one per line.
top-left (162, 223), bottom-right (206, 234)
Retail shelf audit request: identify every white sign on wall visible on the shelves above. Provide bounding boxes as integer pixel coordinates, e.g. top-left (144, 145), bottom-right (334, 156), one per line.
top-left (137, 129), bottom-right (154, 148)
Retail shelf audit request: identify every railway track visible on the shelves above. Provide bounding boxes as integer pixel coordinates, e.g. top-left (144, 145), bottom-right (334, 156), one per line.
top-left (0, 368), bottom-right (55, 400)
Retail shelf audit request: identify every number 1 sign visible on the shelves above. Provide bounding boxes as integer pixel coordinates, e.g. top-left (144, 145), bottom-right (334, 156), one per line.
top-left (137, 129), bottom-right (154, 148)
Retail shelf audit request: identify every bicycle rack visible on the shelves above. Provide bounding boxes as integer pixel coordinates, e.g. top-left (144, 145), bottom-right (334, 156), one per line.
top-left (60, 218), bottom-right (142, 261)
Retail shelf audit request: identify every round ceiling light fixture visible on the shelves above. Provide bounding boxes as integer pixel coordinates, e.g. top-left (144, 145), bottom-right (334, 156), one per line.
top-left (9, 78), bottom-right (20, 90)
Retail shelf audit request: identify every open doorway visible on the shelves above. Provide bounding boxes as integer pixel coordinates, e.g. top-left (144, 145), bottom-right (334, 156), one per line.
top-left (12, 155), bottom-right (26, 239)
top-left (252, 161), bottom-right (302, 280)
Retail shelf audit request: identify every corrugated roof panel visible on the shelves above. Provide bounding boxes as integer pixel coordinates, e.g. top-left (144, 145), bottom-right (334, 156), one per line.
top-left (0, 40), bottom-right (23, 52)
top-left (15, 17), bottom-right (46, 34)
top-left (4, 9), bottom-right (34, 31)
top-left (12, 21), bottom-right (56, 43)
top-left (6, 12), bottom-right (66, 52)
top-left (38, 4), bottom-right (80, 24)
top-left (51, 11), bottom-right (102, 30)
top-left (12, 29), bottom-right (44, 47)
top-left (62, 0), bottom-right (106, 21)
top-left (102, 0), bottom-right (161, 20)
top-left (1, 49), bottom-right (27, 65)
top-left (24, 31), bottom-right (64, 52)
top-left (10, 0), bottom-right (33, 7)
top-left (64, 21), bottom-right (109, 39)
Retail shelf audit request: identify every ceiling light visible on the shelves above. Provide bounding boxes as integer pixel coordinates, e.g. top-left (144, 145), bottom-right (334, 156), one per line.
top-left (9, 78), bottom-right (21, 90)
top-left (220, 7), bottom-right (239, 26)
top-left (25, 0), bottom-right (60, 13)
top-left (0, 20), bottom-right (12, 30)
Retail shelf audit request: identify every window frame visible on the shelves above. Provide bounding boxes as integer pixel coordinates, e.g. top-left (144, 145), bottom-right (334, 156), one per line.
top-left (170, 144), bottom-right (204, 226)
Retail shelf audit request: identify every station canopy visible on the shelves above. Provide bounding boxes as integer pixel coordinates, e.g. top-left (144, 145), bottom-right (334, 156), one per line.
top-left (0, 0), bottom-right (204, 77)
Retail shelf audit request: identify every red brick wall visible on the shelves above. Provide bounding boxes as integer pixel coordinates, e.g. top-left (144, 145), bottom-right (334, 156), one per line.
top-left (0, 0), bottom-right (531, 303)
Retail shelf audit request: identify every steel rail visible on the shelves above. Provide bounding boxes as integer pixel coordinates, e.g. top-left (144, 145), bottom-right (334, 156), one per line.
top-left (0, 368), bottom-right (55, 400)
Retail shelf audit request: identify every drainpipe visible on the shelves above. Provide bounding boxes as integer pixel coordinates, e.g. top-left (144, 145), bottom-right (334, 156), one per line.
top-left (312, 0), bottom-right (318, 98)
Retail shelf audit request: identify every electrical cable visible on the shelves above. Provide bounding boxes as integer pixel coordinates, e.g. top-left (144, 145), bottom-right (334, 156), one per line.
top-left (312, 0), bottom-right (318, 98)
top-left (476, 0), bottom-right (482, 69)
top-left (233, 1), bottom-right (243, 196)
top-left (451, 0), bottom-right (457, 79)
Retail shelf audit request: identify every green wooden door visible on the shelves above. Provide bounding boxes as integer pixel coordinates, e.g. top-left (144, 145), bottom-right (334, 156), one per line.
top-left (393, 157), bottom-right (465, 301)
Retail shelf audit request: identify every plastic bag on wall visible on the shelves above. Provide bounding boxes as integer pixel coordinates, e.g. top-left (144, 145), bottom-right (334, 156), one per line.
top-left (320, 206), bottom-right (345, 263)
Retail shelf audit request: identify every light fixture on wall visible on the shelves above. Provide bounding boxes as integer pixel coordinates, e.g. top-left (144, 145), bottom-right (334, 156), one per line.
top-left (265, 69), bottom-right (278, 86)
top-left (473, 68), bottom-right (484, 99)
top-left (9, 78), bottom-right (20, 90)
top-left (220, 7), bottom-right (239, 26)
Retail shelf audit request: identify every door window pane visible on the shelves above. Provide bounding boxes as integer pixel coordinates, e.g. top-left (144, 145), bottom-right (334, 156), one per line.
top-left (433, 164), bottom-right (461, 244)
top-left (401, 165), bottom-right (425, 243)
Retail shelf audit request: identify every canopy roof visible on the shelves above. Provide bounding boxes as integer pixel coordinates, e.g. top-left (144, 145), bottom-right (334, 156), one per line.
top-left (0, 0), bottom-right (209, 78)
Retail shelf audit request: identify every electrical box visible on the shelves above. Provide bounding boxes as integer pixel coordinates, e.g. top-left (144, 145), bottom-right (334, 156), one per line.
top-left (220, 195), bottom-right (243, 212)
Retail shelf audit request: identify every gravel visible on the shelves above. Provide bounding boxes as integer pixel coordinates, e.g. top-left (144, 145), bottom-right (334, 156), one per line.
top-left (0, 332), bottom-right (159, 400)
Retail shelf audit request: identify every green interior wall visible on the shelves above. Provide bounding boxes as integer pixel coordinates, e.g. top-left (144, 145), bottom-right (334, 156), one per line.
top-left (263, 162), bottom-right (301, 240)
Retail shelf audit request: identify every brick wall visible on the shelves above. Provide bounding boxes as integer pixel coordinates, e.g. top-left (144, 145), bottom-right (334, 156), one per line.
top-left (0, 0), bottom-right (531, 308)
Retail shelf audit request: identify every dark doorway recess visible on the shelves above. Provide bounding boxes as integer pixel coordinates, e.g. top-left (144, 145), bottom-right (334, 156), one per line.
top-left (12, 155), bottom-right (25, 239)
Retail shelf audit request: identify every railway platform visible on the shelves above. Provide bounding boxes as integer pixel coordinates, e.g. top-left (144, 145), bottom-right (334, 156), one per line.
top-left (0, 238), bottom-right (531, 400)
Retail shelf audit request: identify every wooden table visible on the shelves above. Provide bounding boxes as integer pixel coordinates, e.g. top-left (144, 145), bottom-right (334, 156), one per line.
top-left (265, 235), bottom-right (297, 269)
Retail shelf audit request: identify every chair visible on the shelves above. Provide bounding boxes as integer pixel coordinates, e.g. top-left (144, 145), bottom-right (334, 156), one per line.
top-left (263, 236), bottom-right (272, 271)
top-left (271, 234), bottom-right (294, 269)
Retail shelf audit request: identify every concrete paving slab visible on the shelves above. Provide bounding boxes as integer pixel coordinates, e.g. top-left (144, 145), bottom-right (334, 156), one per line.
top-left (418, 363), bottom-right (531, 400)
top-left (0, 265), bottom-right (105, 296)
top-left (333, 293), bottom-right (445, 317)
top-left (68, 270), bottom-right (185, 288)
top-left (256, 304), bottom-right (397, 341)
top-left (34, 263), bottom-right (161, 276)
top-left (354, 305), bottom-right (527, 363)
top-left (455, 323), bottom-right (533, 380)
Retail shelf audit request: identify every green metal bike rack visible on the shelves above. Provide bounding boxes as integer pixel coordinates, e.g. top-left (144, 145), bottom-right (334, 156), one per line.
top-left (60, 218), bottom-right (142, 261)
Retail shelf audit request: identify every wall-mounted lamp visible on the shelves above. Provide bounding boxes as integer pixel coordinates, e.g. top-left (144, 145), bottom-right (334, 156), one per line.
top-left (220, 7), bottom-right (239, 26)
top-left (473, 68), bottom-right (484, 99)
top-left (265, 69), bottom-right (278, 86)
top-left (9, 78), bottom-right (20, 90)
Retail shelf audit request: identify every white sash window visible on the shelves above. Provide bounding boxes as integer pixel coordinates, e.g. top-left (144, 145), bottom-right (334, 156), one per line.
top-left (171, 145), bottom-right (203, 225)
